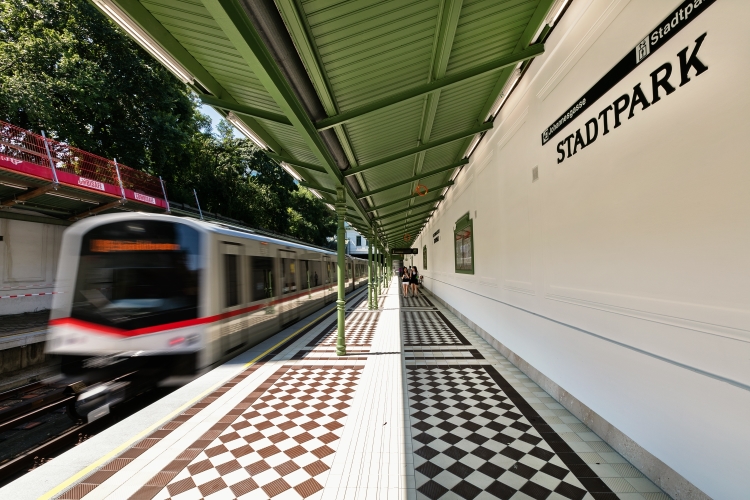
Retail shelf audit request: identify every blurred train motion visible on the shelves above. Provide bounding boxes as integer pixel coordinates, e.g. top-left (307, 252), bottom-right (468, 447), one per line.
top-left (46, 213), bottom-right (367, 396)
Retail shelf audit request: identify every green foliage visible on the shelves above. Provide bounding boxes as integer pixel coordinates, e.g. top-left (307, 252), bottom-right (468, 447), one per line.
top-left (288, 187), bottom-right (338, 247)
top-left (0, 0), bottom-right (197, 175)
top-left (0, 0), bottom-right (337, 245)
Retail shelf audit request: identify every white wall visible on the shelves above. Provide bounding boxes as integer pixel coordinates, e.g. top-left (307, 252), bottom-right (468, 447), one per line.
top-left (0, 217), bottom-right (64, 315)
top-left (416, 1), bottom-right (750, 498)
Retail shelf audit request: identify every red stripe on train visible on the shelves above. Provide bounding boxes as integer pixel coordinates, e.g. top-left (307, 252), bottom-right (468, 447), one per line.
top-left (48, 283), bottom-right (346, 337)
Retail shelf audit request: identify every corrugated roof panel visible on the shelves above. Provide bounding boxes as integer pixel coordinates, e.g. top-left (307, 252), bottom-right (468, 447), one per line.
top-left (344, 101), bottom-right (425, 165)
top-left (100, 0), bottom-right (551, 243)
top-left (429, 72), bottom-right (501, 139)
top-left (303, 0), bottom-right (440, 110)
top-left (447, 0), bottom-right (540, 73)
top-left (143, 0), bottom-right (284, 113)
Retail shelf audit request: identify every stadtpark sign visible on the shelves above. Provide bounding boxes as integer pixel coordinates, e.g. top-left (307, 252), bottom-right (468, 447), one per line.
top-left (540, 0), bottom-right (714, 164)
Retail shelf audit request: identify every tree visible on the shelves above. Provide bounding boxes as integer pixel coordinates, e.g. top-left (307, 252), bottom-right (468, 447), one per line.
top-left (0, 0), bottom-right (338, 245)
top-left (0, 0), bottom-right (198, 179)
top-left (288, 187), bottom-right (337, 246)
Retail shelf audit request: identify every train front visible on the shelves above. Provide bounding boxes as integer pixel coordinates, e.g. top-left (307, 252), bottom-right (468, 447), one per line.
top-left (46, 215), bottom-right (205, 385)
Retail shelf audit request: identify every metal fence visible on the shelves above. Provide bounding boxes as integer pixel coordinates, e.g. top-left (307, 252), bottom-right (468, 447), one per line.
top-left (0, 120), bottom-right (165, 199)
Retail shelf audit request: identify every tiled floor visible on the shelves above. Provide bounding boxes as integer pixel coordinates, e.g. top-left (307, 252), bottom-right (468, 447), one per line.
top-left (51, 280), bottom-right (669, 500)
top-left (150, 365), bottom-right (363, 500)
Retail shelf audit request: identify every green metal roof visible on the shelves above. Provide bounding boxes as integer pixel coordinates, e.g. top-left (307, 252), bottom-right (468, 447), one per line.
top-left (95, 0), bottom-right (555, 249)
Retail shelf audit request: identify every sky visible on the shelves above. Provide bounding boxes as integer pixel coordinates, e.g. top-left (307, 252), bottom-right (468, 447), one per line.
top-left (200, 104), bottom-right (244, 138)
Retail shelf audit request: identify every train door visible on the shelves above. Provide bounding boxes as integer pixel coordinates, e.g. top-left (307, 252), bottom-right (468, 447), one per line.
top-left (278, 250), bottom-right (299, 326)
top-left (323, 256), bottom-right (335, 304)
top-left (220, 241), bottom-right (246, 356)
top-left (349, 259), bottom-right (355, 291)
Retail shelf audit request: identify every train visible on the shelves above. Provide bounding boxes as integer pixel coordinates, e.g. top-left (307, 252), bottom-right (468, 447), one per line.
top-left (46, 212), bottom-right (368, 385)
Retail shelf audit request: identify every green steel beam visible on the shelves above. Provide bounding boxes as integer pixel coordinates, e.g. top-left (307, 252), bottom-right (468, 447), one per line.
top-left (266, 153), bottom-right (327, 173)
top-left (378, 206), bottom-right (436, 224)
top-left (359, 181), bottom-right (453, 201)
top-left (388, 220), bottom-right (427, 232)
top-left (299, 181), bottom-right (335, 195)
top-left (345, 125), bottom-right (491, 177)
top-left (476, 0), bottom-right (556, 122)
top-left (406, 0), bottom-right (463, 215)
top-left (373, 198), bottom-right (442, 221)
top-left (379, 210), bottom-right (435, 229)
top-left (201, 0), bottom-right (371, 226)
top-left (103, 0), bottom-right (284, 154)
top-left (198, 94), bottom-right (291, 125)
top-left (368, 195), bottom-right (444, 213)
top-left (357, 160), bottom-right (466, 198)
top-left (315, 44), bottom-right (544, 131)
top-left (446, 0), bottom-right (557, 173)
top-left (387, 224), bottom-right (425, 239)
top-left (359, 179), bottom-right (454, 200)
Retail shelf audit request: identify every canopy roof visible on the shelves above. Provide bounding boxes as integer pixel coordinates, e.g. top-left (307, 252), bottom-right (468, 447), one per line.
top-left (94, 0), bottom-right (561, 248)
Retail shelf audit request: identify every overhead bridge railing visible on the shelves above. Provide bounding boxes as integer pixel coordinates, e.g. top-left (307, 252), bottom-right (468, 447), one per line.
top-left (0, 120), bottom-right (168, 211)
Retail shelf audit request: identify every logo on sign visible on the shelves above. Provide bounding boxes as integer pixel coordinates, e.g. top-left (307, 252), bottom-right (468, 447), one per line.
top-left (78, 177), bottom-right (105, 191)
top-left (635, 36), bottom-right (650, 63)
top-left (0, 155), bottom-right (23, 165)
top-left (134, 192), bottom-right (156, 205)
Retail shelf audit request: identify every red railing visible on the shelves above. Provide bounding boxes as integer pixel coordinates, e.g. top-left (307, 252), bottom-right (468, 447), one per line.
top-left (0, 120), bottom-right (165, 200)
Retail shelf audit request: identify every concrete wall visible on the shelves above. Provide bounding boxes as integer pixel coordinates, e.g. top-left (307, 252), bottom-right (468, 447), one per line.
top-left (416, 1), bottom-right (749, 498)
top-left (0, 216), bottom-right (65, 315)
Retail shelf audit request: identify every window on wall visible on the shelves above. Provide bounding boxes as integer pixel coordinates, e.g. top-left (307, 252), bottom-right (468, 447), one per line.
top-left (423, 245), bottom-right (427, 270)
top-left (356, 236), bottom-right (362, 246)
top-left (454, 213), bottom-right (474, 274)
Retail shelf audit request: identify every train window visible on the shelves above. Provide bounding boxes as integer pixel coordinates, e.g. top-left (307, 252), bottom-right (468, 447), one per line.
top-left (310, 261), bottom-right (322, 287)
top-left (301, 260), bottom-right (310, 290)
top-left (281, 256), bottom-right (297, 294)
top-left (250, 256), bottom-right (274, 301)
top-left (454, 213), bottom-right (474, 274)
top-left (71, 220), bottom-right (201, 330)
top-left (325, 261), bottom-right (333, 284)
top-left (224, 254), bottom-right (240, 307)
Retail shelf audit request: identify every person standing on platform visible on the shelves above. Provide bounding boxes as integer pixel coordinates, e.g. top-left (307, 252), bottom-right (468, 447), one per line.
top-left (402, 267), bottom-right (410, 297)
top-left (410, 266), bottom-right (419, 297)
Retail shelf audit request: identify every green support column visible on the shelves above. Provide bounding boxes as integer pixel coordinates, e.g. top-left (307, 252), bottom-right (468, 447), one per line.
top-left (335, 187), bottom-right (347, 356)
top-left (377, 245), bottom-right (383, 295)
top-left (373, 244), bottom-right (379, 307)
top-left (367, 229), bottom-right (374, 310)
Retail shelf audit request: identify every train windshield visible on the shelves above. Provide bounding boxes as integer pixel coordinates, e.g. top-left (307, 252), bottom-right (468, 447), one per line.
top-left (71, 220), bottom-right (201, 330)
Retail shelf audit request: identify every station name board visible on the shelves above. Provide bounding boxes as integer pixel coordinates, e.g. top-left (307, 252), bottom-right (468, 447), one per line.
top-left (541, 0), bottom-right (714, 149)
top-left (392, 248), bottom-right (418, 255)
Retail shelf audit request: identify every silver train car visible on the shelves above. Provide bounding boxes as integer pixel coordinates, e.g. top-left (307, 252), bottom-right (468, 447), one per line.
top-left (46, 213), bottom-right (368, 381)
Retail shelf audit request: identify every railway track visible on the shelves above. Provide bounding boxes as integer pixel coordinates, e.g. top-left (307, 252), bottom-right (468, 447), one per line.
top-left (0, 288), bottom-right (370, 487)
top-left (0, 373), bottom-right (173, 486)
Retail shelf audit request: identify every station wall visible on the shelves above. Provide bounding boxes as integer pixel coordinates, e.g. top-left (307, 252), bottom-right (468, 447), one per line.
top-left (0, 216), bottom-right (65, 315)
top-left (415, 1), bottom-right (749, 498)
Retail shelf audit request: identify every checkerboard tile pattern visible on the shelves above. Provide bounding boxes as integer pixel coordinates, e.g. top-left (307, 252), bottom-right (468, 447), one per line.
top-left (307, 311), bottom-right (378, 348)
top-left (149, 366), bottom-right (362, 500)
top-left (407, 366), bottom-right (590, 500)
top-left (402, 295), bottom-right (435, 308)
top-left (403, 311), bottom-right (471, 346)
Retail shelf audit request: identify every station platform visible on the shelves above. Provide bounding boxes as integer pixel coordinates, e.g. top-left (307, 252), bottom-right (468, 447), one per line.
top-left (2, 279), bottom-right (669, 500)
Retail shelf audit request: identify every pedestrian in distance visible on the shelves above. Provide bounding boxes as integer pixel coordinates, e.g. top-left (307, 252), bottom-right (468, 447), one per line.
top-left (402, 267), bottom-right (410, 297)
top-left (410, 266), bottom-right (419, 297)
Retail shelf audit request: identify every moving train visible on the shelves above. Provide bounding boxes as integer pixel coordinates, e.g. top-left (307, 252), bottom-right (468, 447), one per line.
top-left (46, 213), bottom-right (368, 383)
